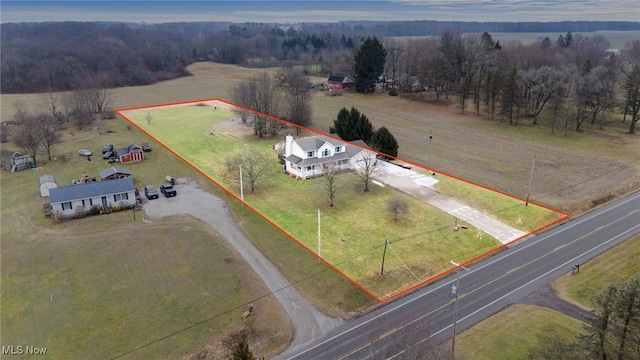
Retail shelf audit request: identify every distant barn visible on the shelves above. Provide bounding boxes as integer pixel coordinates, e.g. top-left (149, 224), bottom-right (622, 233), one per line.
top-left (327, 74), bottom-right (354, 91)
top-left (117, 144), bottom-right (144, 164)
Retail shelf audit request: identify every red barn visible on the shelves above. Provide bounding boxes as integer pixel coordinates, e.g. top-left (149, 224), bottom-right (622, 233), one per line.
top-left (327, 74), bottom-right (354, 91)
top-left (117, 144), bottom-right (144, 164)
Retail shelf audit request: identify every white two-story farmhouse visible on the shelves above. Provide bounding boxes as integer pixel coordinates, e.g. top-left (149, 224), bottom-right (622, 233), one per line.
top-left (283, 134), bottom-right (375, 179)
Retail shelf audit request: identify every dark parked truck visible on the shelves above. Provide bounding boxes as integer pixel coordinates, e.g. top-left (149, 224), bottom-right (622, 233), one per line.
top-left (160, 184), bottom-right (177, 197)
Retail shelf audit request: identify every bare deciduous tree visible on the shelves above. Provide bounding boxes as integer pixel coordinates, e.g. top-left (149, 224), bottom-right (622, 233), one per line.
top-left (38, 91), bottom-right (62, 119)
top-left (322, 166), bottom-right (341, 207)
top-left (37, 113), bottom-right (61, 161)
top-left (387, 197), bottom-right (409, 221)
top-left (11, 101), bottom-right (42, 166)
top-left (284, 68), bottom-right (313, 135)
top-left (355, 152), bottom-right (378, 192)
top-left (63, 89), bottom-right (92, 130)
top-left (226, 148), bottom-right (272, 192)
top-left (229, 72), bottom-right (282, 137)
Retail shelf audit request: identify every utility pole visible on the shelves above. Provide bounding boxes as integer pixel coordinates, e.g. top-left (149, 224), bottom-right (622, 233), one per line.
top-left (380, 239), bottom-right (390, 275)
top-left (317, 209), bottom-right (321, 259)
top-left (450, 260), bottom-right (469, 359)
top-left (239, 164), bottom-right (244, 202)
top-left (426, 129), bottom-right (433, 173)
top-left (526, 155), bottom-right (536, 206)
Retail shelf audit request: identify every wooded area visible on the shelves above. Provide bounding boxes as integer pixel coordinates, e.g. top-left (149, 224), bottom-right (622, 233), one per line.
top-left (2, 20), bottom-right (639, 135)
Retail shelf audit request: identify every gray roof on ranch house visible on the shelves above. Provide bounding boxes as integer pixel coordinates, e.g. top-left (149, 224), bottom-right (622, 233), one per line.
top-left (99, 166), bottom-right (131, 179)
top-left (49, 177), bottom-right (135, 204)
top-left (38, 174), bottom-right (57, 186)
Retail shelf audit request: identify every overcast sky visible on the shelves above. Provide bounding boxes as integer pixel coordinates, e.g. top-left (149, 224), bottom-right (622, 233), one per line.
top-left (1, 1), bottom-right (639, 24)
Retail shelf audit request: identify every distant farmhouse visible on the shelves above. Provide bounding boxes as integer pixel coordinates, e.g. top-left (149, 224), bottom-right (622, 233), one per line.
top-left (49, 177), bottom-right (136, 219)
top-left (282, 134), bottom-right (374, 179)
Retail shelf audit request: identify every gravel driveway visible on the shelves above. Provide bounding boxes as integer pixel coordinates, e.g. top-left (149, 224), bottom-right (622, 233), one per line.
top-left (142, 179), bottom-right (342, 354)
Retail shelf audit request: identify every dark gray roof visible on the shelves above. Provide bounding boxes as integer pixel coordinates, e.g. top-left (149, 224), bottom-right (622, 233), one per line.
top-left (286, 152), bottom-right (352, 167)
top-left (49, 177), bottom-right (135, 204)
top-left (39, 174), bottom-right (57, 186)
top-left (327, 74), bottom-right (353, 83)
top-left (116, 144), bottom-right (141, 157)
top-left (286, 136), bottom-right (370, 166)
top-left (99, 166), bottom-right (131, 179)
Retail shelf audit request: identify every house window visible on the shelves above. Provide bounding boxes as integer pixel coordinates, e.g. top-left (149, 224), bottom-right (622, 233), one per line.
top-left (114, 193), bottom-right (129, 202)
top-left (82, 199), bottom-right (93, 207)
top-left (322, 149), bottom-right (330, 157)
top-left (306, 166), bottom-right (313, 171)
top-left (335, 146), bottom-right (342, 153)
top-left (307, 151), bottom-right (315, 158)
top-left (61, 202), bottom-right (73, 210)
top-left (338, 159), bottom-right (348, 165)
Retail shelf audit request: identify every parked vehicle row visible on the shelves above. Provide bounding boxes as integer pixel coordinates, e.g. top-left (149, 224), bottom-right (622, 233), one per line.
top-left (144, 180), bottom-right (177, 200)
top-left (78, 143), bottom-right (152, 160)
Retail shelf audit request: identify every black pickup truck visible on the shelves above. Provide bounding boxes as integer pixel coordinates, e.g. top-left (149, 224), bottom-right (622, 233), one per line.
top-left (160, 184), bottom-right (177, 197)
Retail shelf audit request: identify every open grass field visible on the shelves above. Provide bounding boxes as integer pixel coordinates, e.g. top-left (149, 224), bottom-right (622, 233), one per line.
top-left (1, 57), bottom-right (638, 357)
top-left (455, 304), bottom-right (584, 360)
top-left (551, 234), bottom-right (640, 309)
top-left (119, 102), bottom-right (563, 299)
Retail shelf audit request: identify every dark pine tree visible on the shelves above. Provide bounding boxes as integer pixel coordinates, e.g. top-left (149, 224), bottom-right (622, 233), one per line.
top-left (372, 126), bottom-right (399, 158)
top-left (353, 37), bottom-right (386, 93)
top-left (331, 107), bottom-right (374, 143)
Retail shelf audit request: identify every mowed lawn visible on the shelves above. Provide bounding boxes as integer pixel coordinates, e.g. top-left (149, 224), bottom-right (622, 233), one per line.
top-left (455, 304), bottom-right (584, 360)
top-left (121, 103), bottom-right (561, 299)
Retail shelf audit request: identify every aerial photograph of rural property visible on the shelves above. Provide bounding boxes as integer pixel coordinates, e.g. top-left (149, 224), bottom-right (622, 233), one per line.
top-left (1, 1), bottom-right (639, 359)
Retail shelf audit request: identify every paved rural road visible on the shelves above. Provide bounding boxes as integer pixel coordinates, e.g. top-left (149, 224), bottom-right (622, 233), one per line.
top-left (143, 180), bottom-right (343, 351)
top-left (280, 191), bottom-right (640, 359)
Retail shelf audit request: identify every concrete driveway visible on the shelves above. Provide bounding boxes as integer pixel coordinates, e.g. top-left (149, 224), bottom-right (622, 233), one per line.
top-left (373, 161), bottom-right (527, 244)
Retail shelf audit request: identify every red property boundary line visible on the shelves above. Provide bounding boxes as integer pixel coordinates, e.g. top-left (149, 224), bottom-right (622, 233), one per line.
top-left (116, 98), bottom-right (570, 304)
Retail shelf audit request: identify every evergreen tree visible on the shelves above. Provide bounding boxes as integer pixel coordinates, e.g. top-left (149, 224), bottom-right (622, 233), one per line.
top-left (232, 340), bottom-right (256, 360)
top-left (353, 37), bottom-right (386, 93)
top-left (371, 126), bottom-right (399, 158)
top-left (330, 107), bottom-right (373, 143)
top-left (612, 275), bottom-right (640, 358)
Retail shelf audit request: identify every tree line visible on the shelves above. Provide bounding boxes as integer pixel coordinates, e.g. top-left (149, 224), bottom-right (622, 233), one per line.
top-left (377, 33), bottom-right (640, 134)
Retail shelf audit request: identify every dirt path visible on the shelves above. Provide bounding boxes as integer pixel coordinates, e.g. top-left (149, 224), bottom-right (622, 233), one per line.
top-left (142, 179), bottom-right (343, 352)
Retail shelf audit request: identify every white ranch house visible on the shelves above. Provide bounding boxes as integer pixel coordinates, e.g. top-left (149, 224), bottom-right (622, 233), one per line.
top-left (283, 134), bottom-right (375, 179)
top-left (48, 177), bottom-right (137, 219)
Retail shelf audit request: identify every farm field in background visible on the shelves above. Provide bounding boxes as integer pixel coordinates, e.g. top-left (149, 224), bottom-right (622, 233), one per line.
top-left (119, 100), bottom-right (565, 300)
top-left (389, 30), bottom-right (640, 49)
